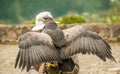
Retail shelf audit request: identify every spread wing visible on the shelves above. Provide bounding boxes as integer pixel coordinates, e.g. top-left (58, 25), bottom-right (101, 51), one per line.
top-left (61, 25), bottom-right (116, 62)
top-left (15, 32), bottom-right (61, 72)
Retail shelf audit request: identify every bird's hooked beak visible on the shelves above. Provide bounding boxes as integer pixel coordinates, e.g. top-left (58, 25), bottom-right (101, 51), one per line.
top-left (31, 18), bottom-right (45, 31)
top-left (38, 18), bottom-right (45, 22)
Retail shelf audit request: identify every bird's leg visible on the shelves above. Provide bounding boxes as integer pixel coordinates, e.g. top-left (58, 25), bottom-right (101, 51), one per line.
top-left (71, 55), bottom-right (80, 74)
top-left (28, 66), bottom-right (40, 74)
top-left (27, 63), bottom-right (46, 74)
top-left (72, 63), bottom-right (79, 74)
top-left (39, 63), bottom-right (46, 74)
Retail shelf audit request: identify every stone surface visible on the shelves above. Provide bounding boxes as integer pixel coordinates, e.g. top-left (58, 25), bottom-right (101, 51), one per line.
top-left (0, 43), bottom-right (120, 74)
top-left (0, 24), bottom-right (120, 44)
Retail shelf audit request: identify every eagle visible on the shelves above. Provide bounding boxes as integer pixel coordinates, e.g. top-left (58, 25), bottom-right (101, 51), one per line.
top-left (15, 12), bottom-right (116, 73)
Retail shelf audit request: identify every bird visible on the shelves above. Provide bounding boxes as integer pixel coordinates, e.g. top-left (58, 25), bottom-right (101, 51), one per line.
top-left (15, 12), bottom-right (116, 73)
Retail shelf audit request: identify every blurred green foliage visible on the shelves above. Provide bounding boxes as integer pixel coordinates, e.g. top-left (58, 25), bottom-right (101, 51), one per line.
top-left (25, 14), bottom-right (86, 24)
top-left (0, 0), bottom-right (120, 24)
top-left (25, 19), bottom-right (35, 25)
top-left (56, 14), bottom-right (85, 24)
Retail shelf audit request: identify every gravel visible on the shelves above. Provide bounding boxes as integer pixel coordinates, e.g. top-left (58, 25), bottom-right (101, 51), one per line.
top-left (0, 43), bottom-right (120, 74)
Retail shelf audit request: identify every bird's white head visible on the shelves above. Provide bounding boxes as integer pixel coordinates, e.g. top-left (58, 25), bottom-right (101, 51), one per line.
top-left (32, 11), bottom-right (53, 31)
top-left (36, 12), bottom-right (53, 19)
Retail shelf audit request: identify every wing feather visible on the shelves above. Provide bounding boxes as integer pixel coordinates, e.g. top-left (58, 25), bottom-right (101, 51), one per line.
top-left (15, 50), bottom-right (20, 68)
top-left (21, 49), bottom-right (28, 70)
top-left (19, 49), bottom-right (23, 68)
top-left (27, 49), bottom-right (31, 72)
top-left (15, 32), bottom-right (61, 72)
top-left (61, 25), bottom-right (116, 62)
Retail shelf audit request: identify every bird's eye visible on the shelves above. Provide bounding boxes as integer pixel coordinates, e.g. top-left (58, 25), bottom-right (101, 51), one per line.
top-left (38, 18), bottom-right (44, 21)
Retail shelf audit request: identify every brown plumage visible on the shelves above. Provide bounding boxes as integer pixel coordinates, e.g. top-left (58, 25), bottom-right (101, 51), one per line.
top-left (61, 25), bottom-right (116, 62)
top-left (15, 12), bottom-right (116, 73)
top-left (15, 32), bottom-right (62, 71)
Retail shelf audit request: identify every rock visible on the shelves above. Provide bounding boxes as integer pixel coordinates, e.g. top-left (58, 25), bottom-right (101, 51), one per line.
top-left (92, 25), bottom-right (100, 33)
top-left (112, 25), bottom-right (120, 37)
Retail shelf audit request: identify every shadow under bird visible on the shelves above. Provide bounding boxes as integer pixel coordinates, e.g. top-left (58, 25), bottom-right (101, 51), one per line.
top-left (15, 12), bottom-right (116, 73)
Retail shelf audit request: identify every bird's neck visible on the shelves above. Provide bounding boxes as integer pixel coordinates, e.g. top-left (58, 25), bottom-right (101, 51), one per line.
top-left (44, 21), bottom-right (58, 29)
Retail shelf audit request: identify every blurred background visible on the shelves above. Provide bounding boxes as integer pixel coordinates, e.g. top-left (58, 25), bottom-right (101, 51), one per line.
top-left (0, 0), bottom-right (120, 24)
top-left (0, 0), bottom-right (120, 74)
